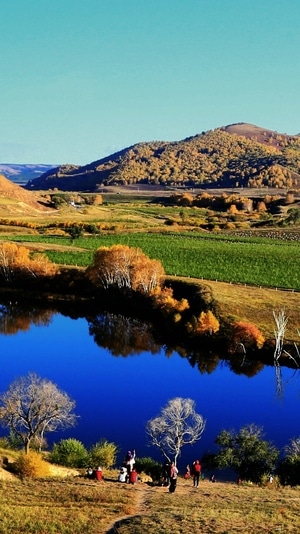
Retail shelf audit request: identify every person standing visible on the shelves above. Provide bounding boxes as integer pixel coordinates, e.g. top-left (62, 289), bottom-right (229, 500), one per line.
top-left (184, 464), bottom-right (191, 479)
top-left (125, 449), bottom-right (136, 479)
top-left (192, 459), bottom-right (201, 487)
top-left (169, 461), bottom-right (178, 493)
top-left (162, 460), bottom-right (171, 486)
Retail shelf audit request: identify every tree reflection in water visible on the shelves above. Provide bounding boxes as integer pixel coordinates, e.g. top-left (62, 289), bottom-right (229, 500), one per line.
top-left (88, 312), bottom-right (163, 357)
top-left (0, 301), bottom-right (298, 401)
top-left (0, 302), bottom-right (55, 335)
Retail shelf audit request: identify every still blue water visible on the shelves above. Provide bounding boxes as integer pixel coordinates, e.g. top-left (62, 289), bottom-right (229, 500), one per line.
top-left (0, 308), bottom-right (299, 469)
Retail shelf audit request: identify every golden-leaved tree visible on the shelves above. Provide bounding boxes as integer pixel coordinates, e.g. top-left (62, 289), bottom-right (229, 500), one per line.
top-left (229, 321), bottom-right (265, 353)
top-left (0, 242), bottom-right (58, 283)
top-left (151, 286), bottom-right (190, 322)
top-left (86, 244), bottom-right (165, 294)
top-left (187, 310), bottom-right (220, 335)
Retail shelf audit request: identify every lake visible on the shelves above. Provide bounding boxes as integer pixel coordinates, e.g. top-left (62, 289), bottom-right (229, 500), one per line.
top-left (0, 300), bottom-right (299, 470)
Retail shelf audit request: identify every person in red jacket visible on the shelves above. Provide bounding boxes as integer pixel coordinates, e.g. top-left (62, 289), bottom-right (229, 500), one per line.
top-left (192, 459), bottom-right (201, 487)
top-left (129, 467), bottom-right (138, 484)
top-left (95, 466), bottom-right (103, 481)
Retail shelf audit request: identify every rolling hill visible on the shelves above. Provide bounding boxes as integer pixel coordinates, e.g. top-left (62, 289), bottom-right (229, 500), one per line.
top-left (25, 123), bottom-right (300, 192)
top-left (0, 174), bottom-right (52, 214)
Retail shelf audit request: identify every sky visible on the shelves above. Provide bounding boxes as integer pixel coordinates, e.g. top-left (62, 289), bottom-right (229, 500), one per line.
top-left (0, 0), bottom-right (299, 165)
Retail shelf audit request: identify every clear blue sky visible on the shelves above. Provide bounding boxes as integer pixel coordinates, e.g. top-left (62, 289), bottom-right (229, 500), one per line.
top-left (1, 0), bottom-right (299, 165)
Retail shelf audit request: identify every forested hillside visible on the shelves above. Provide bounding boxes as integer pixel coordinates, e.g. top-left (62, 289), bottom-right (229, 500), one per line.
top-left (25, 123), bottom-right (300, 192)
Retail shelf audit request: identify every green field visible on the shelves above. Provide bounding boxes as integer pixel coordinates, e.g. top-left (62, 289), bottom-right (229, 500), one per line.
top-left (6, 232), bottom-right (300, 290)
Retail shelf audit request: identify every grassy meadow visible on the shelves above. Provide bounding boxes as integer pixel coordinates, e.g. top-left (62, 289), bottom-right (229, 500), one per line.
top-left (1, 231), bottom-right (300, 290)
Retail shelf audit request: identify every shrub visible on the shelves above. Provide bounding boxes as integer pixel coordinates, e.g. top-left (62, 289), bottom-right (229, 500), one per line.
top-left (187, 310), bottom-right (220, 335)
top-left (89, 439), bottom-right (118, 468)
top-left (50, 439), bottom-right (89, 468)
top-left (229, 321), bottom-right (265, 352)
top-left (0, 436), bottom-right (10, 449)
top-left (14, 451), bottom-right (50, 479)
top-left (134, 457), bottom-right (162, 482)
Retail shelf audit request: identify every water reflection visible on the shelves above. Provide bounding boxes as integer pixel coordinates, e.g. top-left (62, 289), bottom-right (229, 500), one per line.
top-left (88, 313), bottom-right (162, 357)
top-left (0, 302), bottom-right (54, 335)
top-left (0, 299), bottom-right (296, 383)
top-left (0, 298), bottom-right (299, 462)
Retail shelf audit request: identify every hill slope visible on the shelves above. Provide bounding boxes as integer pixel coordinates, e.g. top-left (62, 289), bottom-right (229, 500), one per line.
top-left (0, 174), bottom-right (51, 213)
top-left (25, 123), bottom-right (300, 192)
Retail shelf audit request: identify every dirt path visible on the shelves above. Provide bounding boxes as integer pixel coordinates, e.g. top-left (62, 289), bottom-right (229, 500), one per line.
top-left (103, 481), bottom-right (196, 534)
top-left (104, 483), bottom-right (154, 534)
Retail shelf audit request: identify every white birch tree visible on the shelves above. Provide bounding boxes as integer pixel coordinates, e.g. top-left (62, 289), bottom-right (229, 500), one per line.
top-left (146, 397), bottom-right (206, 465)
top-left (0, 373), bottom-right (77, 453)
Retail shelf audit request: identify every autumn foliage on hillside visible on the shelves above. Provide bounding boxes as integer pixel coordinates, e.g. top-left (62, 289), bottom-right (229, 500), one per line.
top-left (27, 126), bottom-right (300, 191)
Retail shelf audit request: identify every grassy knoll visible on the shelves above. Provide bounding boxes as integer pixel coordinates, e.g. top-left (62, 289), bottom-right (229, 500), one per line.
top-left (1, 475), bottom-right (300, 534)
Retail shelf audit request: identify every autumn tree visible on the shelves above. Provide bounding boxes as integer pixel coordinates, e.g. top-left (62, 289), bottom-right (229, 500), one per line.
top-left (0, 373), bottom-right (77, 453)
top-left (0, 242), bottom-right (58, 283)
top-left (151, 286), bottom-right (189, 322)
top-left (229, 321), bottom-right (265, 353)
top-left (187, 310), bottom-right (220, 335)
top-left (86, 244), bottom-right (165, 294)
top-left (146, 397), bottom-right (206, 465)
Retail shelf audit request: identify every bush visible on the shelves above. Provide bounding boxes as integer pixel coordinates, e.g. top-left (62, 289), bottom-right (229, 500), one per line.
top-left (135, 457), bottom-right (162, 482)
top-left (278, 455), bottom-right (300, 486)
top-left (50, 439), bottom-right (89, 468)
top-left (0, 437), bottom-right (10, 449)
top-left (89, 439), bottom-right (118, 468)
top-left (14, 451), bottom-right (50, 479)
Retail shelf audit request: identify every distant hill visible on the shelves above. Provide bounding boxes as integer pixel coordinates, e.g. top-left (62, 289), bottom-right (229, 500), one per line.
top-left (0, 174), bottom-right (51, 213)
top-left (25, 123), bottom-right (300, 192)
top-left (0, 164), bottom-right (57, 185)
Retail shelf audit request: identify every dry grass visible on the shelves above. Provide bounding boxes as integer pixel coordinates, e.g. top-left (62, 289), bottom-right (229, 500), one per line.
top-left (1, 473), bottom-right (300, 534)
top-left (1, 447), bottom-right (300, 533)
top-left (204, 280), bottom-right (300, 342)
top-left (111, 479), bottom-right (300, 534)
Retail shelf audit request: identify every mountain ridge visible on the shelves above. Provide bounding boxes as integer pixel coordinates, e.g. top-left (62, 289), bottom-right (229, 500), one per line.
top-left (22, 123), bottom-right (300, 192)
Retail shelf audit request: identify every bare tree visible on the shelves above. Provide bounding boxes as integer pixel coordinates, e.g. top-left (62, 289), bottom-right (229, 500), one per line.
top-left (146, 397), bottom-right (206, 465)
top-left (0, 373), bottom-right (77, 453)
top-left (284, 436), bottom-right (300, 456)
top-left (273, 310), bottom-right (289, 362)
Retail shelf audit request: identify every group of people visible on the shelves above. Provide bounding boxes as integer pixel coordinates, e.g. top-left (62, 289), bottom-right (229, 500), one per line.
top-left (118, 449), bottom-right (138, 484)
top-left (184, 459), bottom-right (202, 487)
top-left (162, 459), bottom-right (208, 492)
top-left (86, 465), bottom-right (103, 481)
